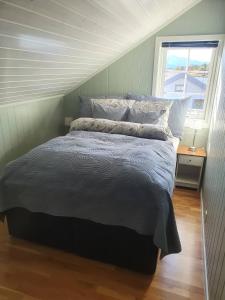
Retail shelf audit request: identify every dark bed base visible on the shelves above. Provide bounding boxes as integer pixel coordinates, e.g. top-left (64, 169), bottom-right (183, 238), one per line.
top-left (6, 208), bottom-right (159, 274)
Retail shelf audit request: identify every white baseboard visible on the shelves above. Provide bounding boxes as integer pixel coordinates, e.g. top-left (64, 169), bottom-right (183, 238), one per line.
top-left (200, 190), bottom-right (209, 300)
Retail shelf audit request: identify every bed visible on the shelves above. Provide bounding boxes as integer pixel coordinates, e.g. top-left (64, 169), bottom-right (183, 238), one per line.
top-left (0, 96), bottom-right (188, 274)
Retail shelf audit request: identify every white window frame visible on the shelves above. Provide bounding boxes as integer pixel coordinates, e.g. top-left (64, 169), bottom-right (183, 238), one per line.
top-left (152, 35), bottom-right (225, 124)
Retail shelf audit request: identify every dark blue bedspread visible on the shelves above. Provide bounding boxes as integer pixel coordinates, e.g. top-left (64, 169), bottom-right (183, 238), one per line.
top-left (0, 130), bottom-right (181, 257)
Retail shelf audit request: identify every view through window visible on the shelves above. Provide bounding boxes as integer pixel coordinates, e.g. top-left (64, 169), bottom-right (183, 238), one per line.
top-left (153, 38), bottom-right (222, 120)
top-left (163, 47), bottom-right (213, 118)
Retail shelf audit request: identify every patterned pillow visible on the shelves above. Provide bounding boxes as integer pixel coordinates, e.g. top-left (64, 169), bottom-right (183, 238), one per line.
top-left (90, 98), bottom-right (135, 121)
top-left (79, 96), bottom-right (132, 118)
top-left (70, 118), bottom-right (170, 141)
top-left (126, 93), bottom-right (191, 137)
top-left (91, 98), bottom-right (134, 108)
top-left (127, 100), bottom-right (172, 127)
top-left (92, 102), bottom-right (128, 121)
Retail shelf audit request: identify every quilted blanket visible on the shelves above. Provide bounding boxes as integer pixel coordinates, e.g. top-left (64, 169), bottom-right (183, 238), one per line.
top-left (0, 127), bottom-right (181, 257)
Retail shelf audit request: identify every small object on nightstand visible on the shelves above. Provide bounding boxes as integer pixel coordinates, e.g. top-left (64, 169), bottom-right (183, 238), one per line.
top-left (176, 145), bottom-right (206, 190)
top-left (186, 119), bottom-right (203, 152)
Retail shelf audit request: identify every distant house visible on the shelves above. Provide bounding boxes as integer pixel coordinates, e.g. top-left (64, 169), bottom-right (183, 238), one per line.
top-left (164, 73), bottom-right (206, 94)
top-left (164, 73), bottom-right (207, 109)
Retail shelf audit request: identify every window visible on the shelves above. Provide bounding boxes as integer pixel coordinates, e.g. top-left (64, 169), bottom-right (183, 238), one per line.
top-left (175, 84), bottom-right (184, 92)
top-left (153, 35), bottom-right (224, 121)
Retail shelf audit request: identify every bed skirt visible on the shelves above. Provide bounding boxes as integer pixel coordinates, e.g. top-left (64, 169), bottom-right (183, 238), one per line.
top-left (6, 208), bottom-right (159, 274)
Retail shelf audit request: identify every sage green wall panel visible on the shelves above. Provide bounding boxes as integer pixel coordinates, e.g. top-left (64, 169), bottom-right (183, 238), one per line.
top-left (64, 70), bottom-right (109, 118)
top-left (202, 44), bottom-right (225, 300)
top-left (64, 0), bottom-right (225, 148)
top-left (79, 70), bottom-right (109, 97)
top-left (0, 96), bottom-right (64, 172)
top-left (64, 89), bottom-right (81, 121)
top-left (107, 37), bottom-right (154, 96)
top-left (158, 0), bottom-right (225, 36)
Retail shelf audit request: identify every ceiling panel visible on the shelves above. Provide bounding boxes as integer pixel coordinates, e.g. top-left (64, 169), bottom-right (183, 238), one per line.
top-left (0, 0), bottom-right (201, 104)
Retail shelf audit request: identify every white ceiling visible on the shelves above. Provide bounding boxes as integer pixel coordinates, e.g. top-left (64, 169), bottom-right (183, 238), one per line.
top-left (0, 0), bottom-right (201, 104)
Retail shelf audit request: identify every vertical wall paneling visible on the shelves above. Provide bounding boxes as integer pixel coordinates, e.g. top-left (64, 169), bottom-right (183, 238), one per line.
top-left (64, 0), bottom-right (225, 148)
top-left (0, 96), bottom-right (64, 172)
top-left (202, 44), bottom-right (225, 299)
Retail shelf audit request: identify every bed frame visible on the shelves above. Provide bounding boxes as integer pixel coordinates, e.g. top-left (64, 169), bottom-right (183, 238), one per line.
top-left (6, 208), bottom-right (159, 274)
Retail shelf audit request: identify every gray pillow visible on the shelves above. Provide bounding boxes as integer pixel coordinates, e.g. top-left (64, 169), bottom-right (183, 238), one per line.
top-left (79, 95), bottom-right (125, 118)
top-left (92, 102), bottom-right (128, 121)
top-left (127, 93), bottom-right (191, 138)
top-left (79, 96), bottom-right (93, 118)
top-left (126, 93), bottom-right (154, 101)
top-left (128, 100), bottom-right (172, 127)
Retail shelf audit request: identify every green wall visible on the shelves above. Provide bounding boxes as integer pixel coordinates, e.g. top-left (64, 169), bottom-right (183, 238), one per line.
top-left (0, 96), bottom-right (64, 173)
top-left (64, 0), bottom-right (225, 116)
top-left (64, 0), bottom-right (225, 147)
top-left (202, 44), bottom-right (225, 300)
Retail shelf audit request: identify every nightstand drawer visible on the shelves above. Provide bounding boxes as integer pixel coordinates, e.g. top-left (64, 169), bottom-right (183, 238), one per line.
top-left (178, 155), bottom-right (204, 166)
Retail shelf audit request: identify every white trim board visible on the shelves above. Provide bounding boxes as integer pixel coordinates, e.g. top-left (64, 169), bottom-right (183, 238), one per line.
top-left (201, 189), bottom-right (209, 300)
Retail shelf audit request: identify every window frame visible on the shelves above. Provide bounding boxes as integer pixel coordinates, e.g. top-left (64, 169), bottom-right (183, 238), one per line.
top-left (152, 35), bottom-right (225, 124)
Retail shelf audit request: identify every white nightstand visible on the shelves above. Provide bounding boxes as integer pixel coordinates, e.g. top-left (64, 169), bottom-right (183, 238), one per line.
top-left (175, 145), bottom-right (207, 190)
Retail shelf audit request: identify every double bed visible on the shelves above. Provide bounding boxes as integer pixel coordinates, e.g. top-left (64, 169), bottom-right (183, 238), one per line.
top-left (0, 95), bottom-right (188, 274)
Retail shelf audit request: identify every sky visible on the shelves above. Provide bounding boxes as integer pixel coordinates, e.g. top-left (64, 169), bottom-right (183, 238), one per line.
top-left (167, 48), bottom-right (213, 63)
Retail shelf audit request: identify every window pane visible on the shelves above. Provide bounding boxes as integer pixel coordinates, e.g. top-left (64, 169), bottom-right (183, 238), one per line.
top-left (160, 46), bottom-right (215, 118)
top-left (163, 49), bottom-right (188, 98)
top-left (166, 49), bottom-right (189, 70)
top-left (163, 70), bottom-right (185, 98)
top-left (186, 48), bottom-right (212, 111)
top-left (157, 40), bottom-right (217, 120)
top-left (185, 74), bottom-right (207, 110)
top-left (188, 48), bottom-right (212, 72)
top-left (186, 93), bottom-right (205, 110)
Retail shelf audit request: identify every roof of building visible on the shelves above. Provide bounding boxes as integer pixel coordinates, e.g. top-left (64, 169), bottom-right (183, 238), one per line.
top-left (165, 73), bottom-right (206, 90)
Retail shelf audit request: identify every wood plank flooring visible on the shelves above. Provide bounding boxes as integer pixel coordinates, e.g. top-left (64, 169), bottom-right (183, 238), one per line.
top-left (0, 188), bottom-right (204, 300)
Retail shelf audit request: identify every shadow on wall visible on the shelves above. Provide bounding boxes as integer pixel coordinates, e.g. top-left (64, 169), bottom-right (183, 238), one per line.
top-left (0, 97), bottom-right (64, 174)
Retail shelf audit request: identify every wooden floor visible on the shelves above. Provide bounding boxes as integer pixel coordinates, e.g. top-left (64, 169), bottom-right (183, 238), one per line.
top-left (0, 188), bottom-right (204, 300)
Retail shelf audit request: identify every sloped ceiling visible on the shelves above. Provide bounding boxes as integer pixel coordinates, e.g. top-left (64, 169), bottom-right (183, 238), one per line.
top-left (0, 0), bottom-right (201, 104)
